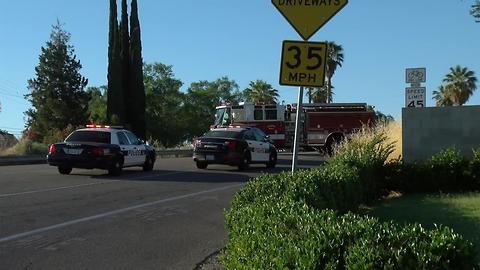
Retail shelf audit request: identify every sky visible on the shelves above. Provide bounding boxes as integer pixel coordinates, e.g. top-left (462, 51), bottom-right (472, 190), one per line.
top-left (0, 0), bottom-right (479, 137)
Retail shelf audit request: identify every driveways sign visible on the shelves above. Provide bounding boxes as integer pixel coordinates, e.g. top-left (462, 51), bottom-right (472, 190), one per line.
top-left (280, 40), bottom-right (327, 87)
top-left (272, 0), bottom-right (348, 40)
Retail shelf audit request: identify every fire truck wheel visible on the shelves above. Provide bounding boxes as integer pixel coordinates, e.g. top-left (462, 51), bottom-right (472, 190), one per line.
top-left (238, 152), bottom-right (250, 171)
top-left (266, 151), bottom-right (277, 168)
top-left (196, 161), bottom-right (208, 169)
top-left (325, 134), bottom-right (344, 156)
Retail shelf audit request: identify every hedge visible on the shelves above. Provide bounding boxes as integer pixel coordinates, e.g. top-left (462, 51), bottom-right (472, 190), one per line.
top-left (223, 128), bottom-right (480, 269)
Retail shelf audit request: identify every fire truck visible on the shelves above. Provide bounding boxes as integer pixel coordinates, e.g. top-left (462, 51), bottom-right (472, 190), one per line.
top-left (212, 102), bottom-right (375, 153)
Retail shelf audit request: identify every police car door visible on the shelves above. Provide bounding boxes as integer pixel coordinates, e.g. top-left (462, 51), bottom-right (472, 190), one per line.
top-left (124, 131), bottom-right (147, 165)
top-left (252, 128), bottom-right (270, 161)
top-left (117, 131), bottom-right (135, 166)
top-left (244, 130), bottom-right (263, 162)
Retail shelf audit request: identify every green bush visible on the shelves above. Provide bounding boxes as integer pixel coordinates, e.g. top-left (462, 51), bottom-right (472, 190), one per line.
top-left (223, 127), bottom-right (480, 269)
top-left (426, 148), bottom-right (471, 191)
top-left (223, 200), bottom-right (477, 269)
top-left (230, 163), bottom-right (362, 215)
top-left (471, 148), bottom-right (480, 188)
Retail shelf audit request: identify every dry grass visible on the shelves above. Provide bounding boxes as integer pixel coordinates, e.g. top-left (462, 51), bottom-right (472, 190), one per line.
top-left (337, 120), bottom-right (402, 162)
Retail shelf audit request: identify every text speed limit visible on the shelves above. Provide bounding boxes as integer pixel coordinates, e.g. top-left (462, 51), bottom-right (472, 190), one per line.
top-left (279, 40), bottom-right (327, 87)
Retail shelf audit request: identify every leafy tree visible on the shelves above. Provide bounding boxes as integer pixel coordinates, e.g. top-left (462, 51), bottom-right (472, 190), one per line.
top-left (442, 65), bottom-right (477, 105)
top-left (472, 0), bottom-right (480, 22)
top-left (107, 0), bottom-right (124, 123)
top-left (25, 22), bottom-right (90, 142)
top-left (184, 77), bottom-right (241, 138)
top-left (87, 86), bottom-right (108, 124)
top-left (243, 80), bottom-right (279, 104)
top-left (144, 63), bottom-right (185, 147)
top-left (128, 0), bottom-right (146, 139)
top-left (324, 41), bottom-right (344, 103)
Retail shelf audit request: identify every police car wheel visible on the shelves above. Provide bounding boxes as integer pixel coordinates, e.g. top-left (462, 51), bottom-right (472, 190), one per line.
top-left (143, 156), bottom-right (154, 171)
top-left (266, 151), bottom-right (277, 168)
top-left (196, 161), bottom-right (208, 169)
top-left (238, 152), bottom-right (250, 171)
top-left (108, 159), bottom-right (123, 176)
top-left (58, 166), bottom-right (72, 175)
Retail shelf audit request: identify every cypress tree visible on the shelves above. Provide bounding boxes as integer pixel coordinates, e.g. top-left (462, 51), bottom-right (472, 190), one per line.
top-left (107, 0), bottom-right (124, 123)
top-left (129, 0), bottom-right (146, 139)
top-left (119, 0), bottom-right (130, 127)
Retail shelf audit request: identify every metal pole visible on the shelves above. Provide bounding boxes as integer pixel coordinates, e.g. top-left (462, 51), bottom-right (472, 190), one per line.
top-left (291, 86), bottom-right (304, 173)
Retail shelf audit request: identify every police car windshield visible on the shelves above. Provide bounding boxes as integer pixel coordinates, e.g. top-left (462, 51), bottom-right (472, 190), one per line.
top-left (204, 130), bottom-right (241, 139)
top-left (66, 131), bottom-right (111, 144)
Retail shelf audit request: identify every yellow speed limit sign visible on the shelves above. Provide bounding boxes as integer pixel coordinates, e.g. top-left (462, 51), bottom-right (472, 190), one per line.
top-left (279, 40), bottom-right (327, 87)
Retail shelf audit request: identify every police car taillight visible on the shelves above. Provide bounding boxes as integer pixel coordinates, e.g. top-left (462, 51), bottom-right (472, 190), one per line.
top-left (225, 140), bottom-right (236, 150)
top-left (48, 144), bottom-right (56, 155)
top-left (91, 147), bottom-right (104, 157)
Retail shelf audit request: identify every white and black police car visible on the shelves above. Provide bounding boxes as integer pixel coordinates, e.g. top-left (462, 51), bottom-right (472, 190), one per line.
top-left (193, 126), bottom-right (277, 170)
top-left (47, 125), bottom-right (156, 175)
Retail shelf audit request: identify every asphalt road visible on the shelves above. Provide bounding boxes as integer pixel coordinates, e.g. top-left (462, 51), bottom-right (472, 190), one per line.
top-left (0, 153), bottom-right (324, 270)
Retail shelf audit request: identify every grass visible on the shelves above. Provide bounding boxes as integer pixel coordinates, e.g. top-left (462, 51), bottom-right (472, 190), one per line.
top-left (367, 192), bottom-right (480, 258)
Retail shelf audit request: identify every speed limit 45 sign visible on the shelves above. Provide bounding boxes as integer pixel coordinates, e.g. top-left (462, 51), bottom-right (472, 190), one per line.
top-left (405, 87), bottom-right (426, 108)
top-left (279, 40), bottom-right (327, 87)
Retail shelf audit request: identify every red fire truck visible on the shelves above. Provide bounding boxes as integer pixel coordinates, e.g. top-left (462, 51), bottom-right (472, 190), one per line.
top-left (212, 102), bottom-right (375, 153)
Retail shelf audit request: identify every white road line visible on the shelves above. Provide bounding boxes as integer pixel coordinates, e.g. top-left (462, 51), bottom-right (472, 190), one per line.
top-left (0, 171), bottom-right (190, 198)
top-left (0, 183), bottom-right (244, 243)
top-left (0, 182), bottom-right (117, 198)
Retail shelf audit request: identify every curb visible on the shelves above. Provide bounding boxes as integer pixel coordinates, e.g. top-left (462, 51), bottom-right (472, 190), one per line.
top-left (0, 149), bottom-right (194, 166)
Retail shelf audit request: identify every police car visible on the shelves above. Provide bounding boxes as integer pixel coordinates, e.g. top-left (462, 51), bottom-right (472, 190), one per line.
top-left (193, 126), bottom-right (277, 170)
top-left (47, 125), bottom-right (156, 175)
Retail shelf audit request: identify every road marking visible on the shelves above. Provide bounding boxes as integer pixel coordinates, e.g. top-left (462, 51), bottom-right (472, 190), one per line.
top-left (0, 183), bottom-right (244, 243)
top-left (0, 182), bottom-right (117, 198)
top-left (0, 171), bottom-right (190, 198)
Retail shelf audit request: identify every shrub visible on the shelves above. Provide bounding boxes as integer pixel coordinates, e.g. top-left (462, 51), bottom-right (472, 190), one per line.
top-left (472, 148), bottom-right (480, 188)
top-left (424, 148), bottom-right (472, 192)
top-left (229, 163), bottom-right (362, 215)
top-left (223, 200), bottom-right (477, 269)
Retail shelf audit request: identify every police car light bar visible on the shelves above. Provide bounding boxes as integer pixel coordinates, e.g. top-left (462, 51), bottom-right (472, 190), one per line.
top-left (86, 124), bottom-right (124, 129)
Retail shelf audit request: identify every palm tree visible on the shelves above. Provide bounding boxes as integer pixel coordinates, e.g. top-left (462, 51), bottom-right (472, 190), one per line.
top-left (442, 65), bottom-right (477, 105)
top-left (432, 85), bottom-right (455, 107)
top-left (307, 86), bottom-right (330, 103)
top-left (243, 80), bottom-right (279, 104)
top-left (324, 41), bottom-right (344, 103)
top-left (472, 0), bottom-right (480, 22)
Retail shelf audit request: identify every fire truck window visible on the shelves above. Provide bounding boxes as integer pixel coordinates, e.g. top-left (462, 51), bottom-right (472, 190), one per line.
top-left (222, 108), bottom-right (231, 125)
top-left (265, 109), bottom-right (277, 120)
top-left (254, 108), bottom-right (263, 120)
top-left (214, 108), bottom-right (226, 126)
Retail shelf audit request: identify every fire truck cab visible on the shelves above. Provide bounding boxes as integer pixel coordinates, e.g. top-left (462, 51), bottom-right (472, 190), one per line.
top-left (214, 102), bottom-right (287, 148)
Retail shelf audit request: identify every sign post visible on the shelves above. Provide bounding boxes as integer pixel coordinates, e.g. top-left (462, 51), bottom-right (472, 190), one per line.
top-left (272, 0), bottom-right (348, 172)
top-left (292, 86), bottom-right (304, 173)
top-left (405, 68), bottom-right (426, 108)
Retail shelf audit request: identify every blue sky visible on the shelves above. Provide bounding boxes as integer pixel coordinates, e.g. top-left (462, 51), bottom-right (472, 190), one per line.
top-left (0, 0), bottom-right (478, 136)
